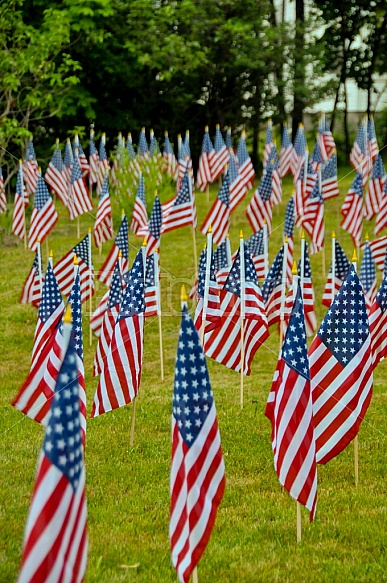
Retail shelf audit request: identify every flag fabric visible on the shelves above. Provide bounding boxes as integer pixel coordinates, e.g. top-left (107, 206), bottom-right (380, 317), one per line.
top-left (211, 125), bottom-right (228, 181)
top-left (90, 289), bottom-right (109, 337)
top-left (225, 128), bottom-right (233, 150)
top-left (98, 214), bottom-right (129, 285)
top-left (144, 253), bottom-right (159, 317)
top-left (170, 304), bottom-right (225, 583)
top-left (291, 124), bottom-right (307, 179)
top-left (91, 248), bottom-right (145, 417)
top-left (20, 252), bottom-right (43, 308)
top-left (204, 248), bottom-right (269, 375)
top-left (267, 147), bottom-right (282, 206)
top-left (200, 173), bottom-right (230, 245)
top-left (13, 263), bottom-right (64, 425)
top-left (194, 249), bottom-right (221, 334)
top-left (262, 245), bottom-right (285, 326)
top-left (213, 239), bottom-right (231, 287)
top-left (28, 173), bottom-right (58, 251)
top-left (322, 239), bottom-right (351, 307)
top-left (189, 247), bottom-right (207, 300)
top-left (341, 172), bottom-right (364, 247)
top-left (302, 180), bottom-right (325, 254)
top-left (74, 134), bottom-right (89, 177)
top-left (94, 172), bottom-right (113, 248)
top-left (369, 276), bottom-right (387, 368)
top-left (284, 197), bottom-right (295, 286)
top-left (311, 138), bottom-right (324, 172)
top-left (228, 150), bottom-right (247, 213)
top-left (318, 117), bottom-right (336, 162)
top-left (94, 261), bottom-right (123, 376)
top-left (67, 152), bottom-right (93, 220)
top-left (367, 116), bottom-right (379, 162)
top-left (298, 242), bottom-right (317, 337)
top-left (163, 132), bottom-right (177, 178)
top-left (23, 140), bottom-right (38, 195)
top-left (126, 133), bottom-right (137, 160)
top-left (12, 165), bottom-right (28, 240)
top-left (138, 128), bottom-right (149, 157)
top-left (364, 235), bottom-right (387, 271)
top-left (279, 124), bottom-right (293, 178)
top-left (53, 235), bottom-right (94, 304)
top-left (131, 173), bottom-right (148, 236)
top-left (294, 160), bottom-right (318, 227)
top-left (366, 153), bottom-right (386, 222)
top-left (0, 167), bottom-right (6, 214)
top-left (244, 230), bottom-right (267, 281)
top-left (147, 195), bottom-right (163, 256)
top-left (310, 266), bottom-right (373, 464)
top-left (162, 171), bottom-right (197, 233)
top-left (350, 119), bottom-right (367, 171)
top-left (197, 128), bottom-right (215, 191)
top-left (360, 240), bottom-right (377, 312)
top-left (236, 131), bottom-right (255, 188)
top-left (45, 142), bottom-right (68, 205)
top-left (97, 134), bottom-right (109, 193)
top-left (149, 130), bottom-right (160, 157)
top-left (246, 164), bottom-right (274, 234)
top-left (89, 129), bottom-right (99, 185)
top-left (263, 120), bottom-right (275, 170)
top-left (321, 153), bottom-right (339, 200)
top-left (17, 327), bottom-right (88, 583)
top-left (265, 280), bottom-right (317, 520)
top-left (63, 138), bottom-right (74, 185)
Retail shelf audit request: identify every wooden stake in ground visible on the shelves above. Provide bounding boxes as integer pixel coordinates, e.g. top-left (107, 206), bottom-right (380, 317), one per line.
top-left (88, 228), bottom-right (93, 347)
top-left (297, 501), bottom-right (302, 543)
top-left (317, 168), bottom-right (326, 276)
top-left (36, 238), bottom-right (43, 299)
top-left (279, 235), bottom-right (289, 349)
top-left (239, 231), bottom-right (245, 409)
top-left (352, 248), bottom-right (359, 487)
top-left (189, 169), bottom-right (198, 279)
top-left (154, 247), bottom-right (164, 381)
top-left (19, 160), bottom-right (27, 249)
top-left (200, 227), bottom-right (213, 346)
top-left (263, 220), bottom-right (269, 278)
top-left (331, 231), bottom-right (336, 306)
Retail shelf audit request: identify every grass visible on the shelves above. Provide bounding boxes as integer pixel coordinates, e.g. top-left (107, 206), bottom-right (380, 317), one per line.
top-left (1, 164), bottom-right (387, 582)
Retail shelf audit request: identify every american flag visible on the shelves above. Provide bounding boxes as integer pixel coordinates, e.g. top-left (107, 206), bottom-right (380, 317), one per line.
top-left (149, 129), bottom-right (160, 157)
top-left (138, 127), bottom-right (149, 156)
top-left (246, 163), bottom-right (273, 234)
top-left (12, 163), bottom-right (28, 241)
top-left (194, 248), bottom-right (221, 334)
top-left (302, 180), bottom-right (325, 254)
top-left (369, 275), bottom-right (387, 368)
top-left (44, 140), bottom-right (67, 205)
top-left (183, 130), bottom-right (191, 158)
top-left (91, 247), bottom-right (145, 417)
top-left (144, 252), bottom-right (159, 317)
top-left (263, 120), bottom-right (275, 169)
top-left (17, 325), bottom-right (88, 583)
top-left (279, 123), bottom-right (293, 178)
top-left (200, 173), bottom-right (230, 245)
top-left (294, 159), bottom-right (317, 227)
top-left (363, 235), bottom-right (387, 272)
top-left (291, 124), bottom-right (306, 179)
top-left (262, 244), bottom-right (285, 326)
top-left (94, 172), bottom-right (113, 248)
top-left (366, 153), bottom-right (386, 221)
top-left (19, 252), bottom-right (43, 308)
top-left (189, 247), bottom-right (207, 300)
top-left (310, 266), bottom-right (373, 464)
top-left (0, 166), bottom-right (6, 214)
top-left (162, 171), bottom-right (197, 233)
top-left (13, 262), bottom-right (64, 425)
top-left (170, 303), bottom-right (225, 583)
top-left (23, 139), bottom-right (38, 195)
top-left (321, 153), bottom-right (339, 200)
top-left (98, 214), bottom-right (129, 285)
top-left (63, 138), bottom-right (74, 185)
top-left (322, 239), bottom-right (351, 307)
top-left (90, 288), bottom-right (109, 337)
top-left (236, 131), bottom-right (255, 188)
top-left (225, 128), bottom-right (233, 150)
top-left (244, 230), bottom-right (267, 282)
top-left (360, 240), bottom-right (377, 312)
top-left (211, 125), bottom-right (228, 182)
top-left (53, 234), bottom-right (94, 304)
top-left (89, 129), bottom-right (99, 185)
top-left (267, 147), bottom-right (282, 206)
top-left (163, 132), bottom-right (177, 178)
top-left (284, 196), bottom-right (295, 286)
top-left (213, 239), bottom-right (232, 287)
top-left (67, 152), bottom-right (93, 220)
top-left (367, 116), bottom-right (379, 162)
top-left (74, 134), bottom-right (90, 177)
top-left (28, 172), bottom-right (58, 251)
top-left (127, 132), bottom-right (136, 160)
top-left (97, 133), bottom-right (109, 193)
top-left (350, 118), bottom-right (370, 183)
top-left (341, 172), bottom-right (364, 247)
top-left (318, 116), bottom-right (336, 161)
top-left (147, 194), bottom-right (163, 256)
top-left (265, 280), bottom-right (317, 520)
top-left (197, 127), bottom-right (215, 191)
top-left (94, 260), bottom-right (122, 376)
top-left (298, 242), bottom-right (317, 337)
top-left (228, 150), bottom-right (247, 212)
top-left (131, 173), bottom-right (148, 236)
top-left (311, 137), bottom-right (323, 171)
top-left (204, 248), bottom-right (269, 375)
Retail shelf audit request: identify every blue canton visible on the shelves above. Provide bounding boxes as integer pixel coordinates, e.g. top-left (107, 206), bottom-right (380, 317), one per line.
top-left (150, 134), bottom-right (160, 157)
top-left (149, 196), bottom-right (162, 240)
top-left (282, 282), bottom-right (309, 379)
top-left (213, 241), bottom-right (228, 271)
top-left (322, 154), bottom-right (337, 181)
top-left (225, 249), bottom-right (258, 297)
top-left (258, 166), bottom-right (273, 202)
top-left (183, 134), bottom-right (191, 158)
top-left (100, 172), bottom-right (109, 199)
top-left (163, 134), bottom-right (173, 155)
top-left (225, 130), bottom-right (233, 150)
top-left (175, 172), bottom-right (190, 205)
top-left (73, 235), bottom-right (92, 267)
top-left (227, 154), bottom-right (239, 184)
top-left (355, 122), bottom-right (366, 156)
top-left (376, 276), bottom-right (387, 312)
top-left (214, 127), bottom-right (225, 153)
top-left (265, 125), bottom-right (273, 145)
top-left (26, 140), bottom-right (36, 161)
top-left (145, 255), bottom-right (156, 287)
top-left (311, 140), bottom-right (323, 165)
top-left (318, 266), bottom-right (368, 366)
top-left (119, 249), bottom-right (145, 319)
top-left (39, 263), bottom-right (63, 323)
top-left (52, 145), bottom-right (64, 172)
top-left (108, 262), bottom-right (123, 309)
top-left (68, 273), bottom-right (83, 360)
top-left (297, 242), bottom-right (312, 278)
top-left (293, 126), bottom-right (306, 157)
top-left (282, 125), bottom-right (292, 149)
top-left (236, 137), bottom-right (249, 166)
top-left (268, 145), bottom-right (279, 169)
top-left (262, 246), bottom-right (284, 303)
top-left (371, 153), bottom-right (385, 179)
top-left (89, 135), bottom-right (97, 156)
top-left (34, 174), bottom-right (51, 209)
top-left (198, 252), bottom-right (216, 298)
top-left (70, 154), bottom-right (83, 184)
top-left (217, 173), bottom-right (230, 206)
top-left (126, 136), bottom-right (136, 159)
top-left (333, 241), bottom-right (351, 280)
top-left (115, 216), bottom-right (129, 260)
top-left (173, 306), bottom-right (213, 447)
top-left (44, 339), bottom-right (82, 491)
top-left (201, 131), bottom-right (214, 154)
top-left (350, 172), bottom-right (363, 197)
top-left (360, 241), bottom-right (376, 294)
top-left (284, 196), bottom-right (295, 238)
top-left (138, 129), bottom-right (149, 155)
top-left (99, 137), bottom-right (107, 162)
top-left (246, 230), bottom-right (264, 256)
top-left (16, 167), bottom-right (24, 197)
top-left (64, 140), bottom-right (74, 168)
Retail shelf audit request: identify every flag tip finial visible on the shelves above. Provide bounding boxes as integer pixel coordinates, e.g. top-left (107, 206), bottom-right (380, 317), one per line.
top-left (88, 227), bottom-right (92, 234)
top-left (301, 230), bottom-right (305, 240)
top-left (118, 250), bottom-right (122, 257)
top-left (64, 304), bottom-right (72, 325)
top-left (292, 260), bottom-right (298, 275)
top-left (352, 250), bottom-right (357, 262)
top-left (181, 285), bottom-right (188, 302)
top-left (142, 237), bottom-right (147, 247)
top-left (285, 234), bottom-right (288, 243)
top-left (239, 230), bottom-right (243, 239)
top-left (122, 208), bottom-right (125, 215)
top-left (49, 249), bottom-right (53, 258)
top-left (332, 230), bottom-right (335, 238)
top-left (365, 232), bottom-right (369, 241)
top-left (73, 255), bottom-right (79, 265)
top-left (154, 189), bottom-right (158, 197)
top-left (37, 237), bottom-right (41, 243)
top-left (56, 137), bottom-right (59, 144)
top-left (207, 225), bottom-right (212, 234)
top-left (226, 231), bottom-right (230, 238)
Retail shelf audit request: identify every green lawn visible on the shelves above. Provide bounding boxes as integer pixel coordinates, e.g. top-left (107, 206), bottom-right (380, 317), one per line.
top-left (1, 165), bottom-right (387, 582)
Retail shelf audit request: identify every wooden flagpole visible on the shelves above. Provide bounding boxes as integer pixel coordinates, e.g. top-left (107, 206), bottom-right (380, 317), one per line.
top-left (318, 168), bottom-right (325, 276)
top-left (352, 248), bottom-right (359, 487)
top-left (300, 230), bottom-right (305, 294)
top-left (239, 231), bottom-right (245, 409)
top-left (331, 231), bottom-right (336, 306)
top-left (88, 228), bottom-right (93, 347)
top-left (155, 247), bottom-right (164, 381)
top-left (263, 220), bottom-right (269, 278)
top-left (189, 169), bottom-right (198, 278)
top-left (36, 238), bottom-right (43, 299)
top-left (192, 567), bottom-right (198, 583)
top-left (200, 227), bottom-right (213, 346)
top-left (279, 235), bottom-right (289, 348)
top-left (297, 501), bottom-right (302, 543)
top-left (20, 160), bottom-right (27, 249)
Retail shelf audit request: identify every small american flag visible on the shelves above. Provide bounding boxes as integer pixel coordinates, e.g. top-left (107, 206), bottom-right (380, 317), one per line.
top-left (211, 125), bottom-right (229, 181)
top-left (200, 173), bottom-right (230, 245)
top-left (263, 120), bottom-right (275, 170)
top-left (279, 123), bottom-right (293, 178)
top-left (310, 266), bottom-right (373, 464)
top-left (366, 153), bottom-right (386, 222)
top-left (91, 248), bottom-right (145, 417)
top-left (53, 235), bottom-right (94, 304)
top-left (236, 131), bottom-right (255, 188)
top-left (63, 138), bottom-right (74, 185)
top-left (163, 132), bottom-right (177, 177)
top-left (369, 275), bottom-right (387, 368)
top-left (302, 180), bottom-right (325, 254)
top-left (162, 171), bottom-right (196, 233)
top-left (147, 194), bottom-right (163, 256)
top-left (291, 124), bottom-right (306, 179)
top-left (284, 196), bottom-right (295, 286)
top-left (28, 172), bottom-right (58, 251)
top-left (0, 166), bottom-right (6, 214)
top-left (194, 248), bottom-right (221, 334)
top-left (367, 116), bottom-right (379, 162)
top-left (170, 303), bottom-right (225, 583)
top-left (94, 172), bottom-right (113, 248)
top-left (89, 129), bottom-right (99, 185)
top-left (138, 127), bottom-right (149, 156)
top-left (131, 173), bottom-right (148, 235)
top-left (321, 153), bottom-right (339, 200)
top-left (341, 172), bottom-right (364, 247)
top-left (360, 240), bottom-right (377, 312)
top-left (322, 239), bottom-right (351, 307)
top-left (98, 214), bottom-right (129, 285)
top-left (44, 141), bottom-right (67, 205)
top-left (17, 324), bottom-right (88, 583)
top-left (197, 127), bottom-right (215, 191)
top-left (262, 245), bottom-right (285, 326)
top-left (266, 280), bottom-right (317, 520)
top-left (246, 164), bottom-right (273, 234)
top-left (12, 164), bottom-right (28, 241)
top-left (228, 149), bottom-right (247, 212)
top-left (23, 139), bottom-right (38, 195)
top-left (68, 152), bottom-right (93, 220)
top-left (363, 235), bottom-right (387, 272)
top-left (19, 252), bottom-right (43, 308)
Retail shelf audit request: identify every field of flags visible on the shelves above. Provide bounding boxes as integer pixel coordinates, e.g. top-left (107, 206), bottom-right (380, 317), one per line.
top-left (1, 114), bottom-right (387, 582)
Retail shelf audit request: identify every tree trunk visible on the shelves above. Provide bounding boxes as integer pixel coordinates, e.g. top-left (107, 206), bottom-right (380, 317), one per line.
top-left (292, 0), bottom-right (305, 141)
top-left (268, 0), bottom-right (286, 134)
top-left (251, 86), bottom-right (262, 172)
top-left (343, 80), bottom-right (350, 159)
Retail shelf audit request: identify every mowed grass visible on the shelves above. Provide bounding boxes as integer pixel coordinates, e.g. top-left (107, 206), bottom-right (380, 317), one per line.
top-left (1, 165), bottom-right (387, 582)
